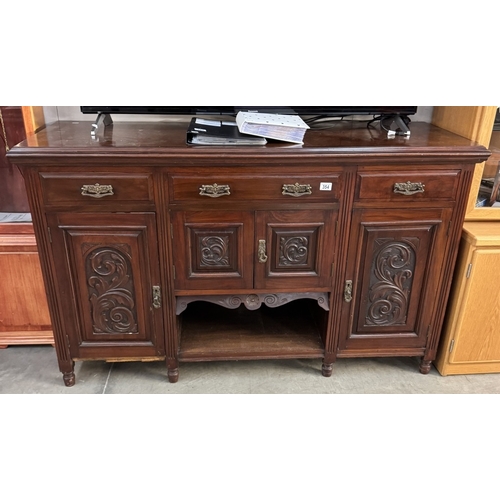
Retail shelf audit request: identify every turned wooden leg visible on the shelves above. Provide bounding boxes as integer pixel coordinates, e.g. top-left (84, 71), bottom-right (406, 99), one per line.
top-left (167, 357), bottom-right (179, 383)
top-left (322, 363), bottom-right (333, 377)
top-left (419, 359), bottom-right (432, 374)
top-left (63, 371), bottom-right (76, 387)
top-left (168, 368), bottom-right (179, 383)
top-left (322, 352), bottom-right (335, 377)
top-left (59, 359), bottom-right (75, 386)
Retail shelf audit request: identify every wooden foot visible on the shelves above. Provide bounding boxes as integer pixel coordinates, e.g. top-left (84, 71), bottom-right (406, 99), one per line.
top-left (63, 371), bottom-right (76, 387)
top-left (168, 368), bottom-right (179, 383)
top-left (419, 359), bottom-right (432, 374)
top-left (322, 363), bottom-right (333, 377)
top-left (0, 345), bottom-right (8, 349)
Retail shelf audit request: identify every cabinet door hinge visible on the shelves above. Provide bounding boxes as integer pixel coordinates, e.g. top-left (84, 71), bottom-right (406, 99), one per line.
top-left (466, 262), bottom-right (472, 278)
top-left (449, 339), bottom-right (455, 353)
top-left (65, 334), bottom-right (71, 349)
top-left (447, 220), bottom-right (452, 237)
top-left (170, 223), bottom-right (174, 239)
top-left (172, 265), bottom-right (176, 280)
top-left (47, 226), bottom-right (52, 243)
top-left (335, 220), bottom-right (338, 236)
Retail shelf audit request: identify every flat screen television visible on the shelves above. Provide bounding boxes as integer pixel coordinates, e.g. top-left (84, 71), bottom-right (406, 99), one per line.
top-left (80, 106), bottom-right (417, 117)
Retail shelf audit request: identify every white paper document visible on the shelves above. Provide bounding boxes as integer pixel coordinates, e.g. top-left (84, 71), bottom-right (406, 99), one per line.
top-left (236, 112), bottom-right (310, 144)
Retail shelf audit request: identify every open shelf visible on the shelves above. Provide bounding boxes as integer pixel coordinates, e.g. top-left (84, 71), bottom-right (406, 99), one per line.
top-left (178, 299), bottom-right (326, 361)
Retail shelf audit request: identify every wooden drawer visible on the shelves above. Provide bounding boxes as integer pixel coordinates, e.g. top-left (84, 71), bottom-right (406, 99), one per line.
top-left (39, 172), bottom-right (155, 207)
top-left (356, 170), bottom-right (460, 203)
top-left (169, 173), bottom-right (342, 203)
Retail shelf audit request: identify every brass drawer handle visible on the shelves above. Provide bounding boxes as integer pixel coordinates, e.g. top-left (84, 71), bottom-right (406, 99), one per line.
top-left (282, 182), bottom-right (313, 197)
top-left (81, 183), bottom-right (114, 198)
top-left (199, 183), bottom-right (231, 197)
top-left (258, 240), bottom-right (268, 263)
top-left (393, 181), bottom-right (425, 196)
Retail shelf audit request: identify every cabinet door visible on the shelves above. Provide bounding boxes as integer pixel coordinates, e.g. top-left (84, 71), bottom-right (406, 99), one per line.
top-left (448, 246), bottom-right (500, 366)
top-left (338, 208), bottom-right (451, 353)
top-left (171, 210), bottom-right (254, 290)
top-left (254, 210), bottom-right (337, 289)
top-left (47, 213), bottom-right (164, 359)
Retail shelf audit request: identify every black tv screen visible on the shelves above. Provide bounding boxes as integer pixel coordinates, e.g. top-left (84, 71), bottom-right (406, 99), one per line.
top-left (80, 106), bottom-right (417, 117)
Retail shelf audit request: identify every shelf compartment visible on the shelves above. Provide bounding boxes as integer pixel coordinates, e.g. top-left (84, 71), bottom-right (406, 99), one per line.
top-left (178, 299), bottom-right (325, 361)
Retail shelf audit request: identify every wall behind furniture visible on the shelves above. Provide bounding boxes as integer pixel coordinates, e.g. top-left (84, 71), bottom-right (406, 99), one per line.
top-left (43, 106), bottom-right (435, 124)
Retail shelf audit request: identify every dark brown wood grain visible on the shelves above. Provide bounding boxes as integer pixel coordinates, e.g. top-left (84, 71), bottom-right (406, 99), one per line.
top-left (7, 121), bottom-right (489, 164)
top-left (46, 212), bottom-right (165, 362)
top-left (178, 301), bottom-right (325, 361)
top-left (7, 119), bottom-right (491, 385)
top-left (337, 208), bottom-right (452, 353)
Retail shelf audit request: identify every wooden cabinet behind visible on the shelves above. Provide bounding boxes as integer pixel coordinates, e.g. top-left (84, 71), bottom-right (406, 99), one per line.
top-left (435, 222), bottom-right (500, 375)
top-left (0, 106), bottom-right (53, 347)
top-left (0, 223), bottom-right (53, 347)
top-left (431, 106), bottom-right (500, 374)
top-left (7, 120), bottom-right (490, 385)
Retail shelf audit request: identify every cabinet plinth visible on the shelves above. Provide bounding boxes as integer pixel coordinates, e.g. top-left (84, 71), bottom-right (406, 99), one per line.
top-left (7, 120), bottom-right (490, 385)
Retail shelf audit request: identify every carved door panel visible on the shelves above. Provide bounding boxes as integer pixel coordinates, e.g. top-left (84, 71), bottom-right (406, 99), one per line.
top-left (254, 210), bottom-right (337, 289)
top-left (171, 210), bottom-right (254, 290)
top-left (47, 213), bottom-right (164, 358)
top-left (338, 208), bottom-right (452, 352)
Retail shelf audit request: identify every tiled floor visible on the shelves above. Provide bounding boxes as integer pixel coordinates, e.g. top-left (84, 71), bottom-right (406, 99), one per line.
top-left (1, 344), bottom-right (499, 393)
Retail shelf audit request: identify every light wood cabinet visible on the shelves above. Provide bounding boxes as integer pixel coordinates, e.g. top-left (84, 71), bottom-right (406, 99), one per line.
top-left (0, 106), bottom-right (53, 347)
top-left (0, 223), bottom-right (53, 347)
top-left (432, 107), bottom-right (500, 374)
top-left (435, 222), bottom-right (500, 375)
top-left (432, 106), bottom-right (498, 221)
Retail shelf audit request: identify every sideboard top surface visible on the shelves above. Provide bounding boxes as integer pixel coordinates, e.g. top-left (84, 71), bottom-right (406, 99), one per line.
top-left (7, 120), bottom-right (490, 166)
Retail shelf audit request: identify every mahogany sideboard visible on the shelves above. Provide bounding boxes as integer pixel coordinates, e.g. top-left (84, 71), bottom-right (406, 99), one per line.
top-left (7, 120), bottom-right (490, 386)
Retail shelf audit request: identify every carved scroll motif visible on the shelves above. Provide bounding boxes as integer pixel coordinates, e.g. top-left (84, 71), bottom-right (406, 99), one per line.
top-left (175, 292), bottom-right (330, 315)
top-left (279, 236), bottom-right (309, 266)
top-left (86, 246), bottom-right (138, 334)
top-left (200, 236), bottom-right (230, 267)
top-left (366, 239), bottom-right (415, 326)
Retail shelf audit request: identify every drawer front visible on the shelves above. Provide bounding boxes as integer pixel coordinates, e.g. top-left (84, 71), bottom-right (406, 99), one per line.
top-left (39, 172), bottom-right (155, 207)
top-left (169, 174), bottom-right (342, 203)
top-left (356, 170), bottom-right (460, 203)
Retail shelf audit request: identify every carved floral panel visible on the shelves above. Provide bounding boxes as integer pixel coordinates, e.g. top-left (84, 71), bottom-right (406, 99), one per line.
top-left (279, 236), bottom-right (309, 266)
top-left (84, 244), bottom-right (139, 335)
top-left (190, 228), bottom-right (239, 274)
top-left (199, 235), bottom-right (230, 267)
top-left (272, 228), bottom-right (318, 273)
top-left (364, 237), bottom-right (418, 327)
